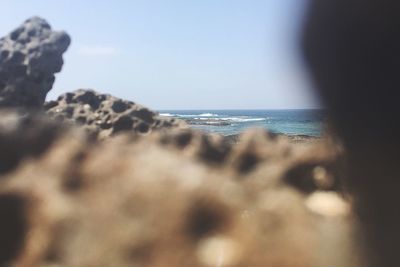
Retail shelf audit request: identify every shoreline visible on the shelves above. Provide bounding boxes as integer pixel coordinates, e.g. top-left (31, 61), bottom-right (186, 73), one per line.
top-left (223, 133), bottom-right (320, 144)
top-left (162, 112), bottom-right (323, 140)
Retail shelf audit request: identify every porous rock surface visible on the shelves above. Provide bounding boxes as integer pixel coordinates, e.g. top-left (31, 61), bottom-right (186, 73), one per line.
top-left (0, 17), bottom-right (70, 108)
top-left (45, 89), bottom-right (185, 138)
top-left (0, 112), bottom-right (360, 267)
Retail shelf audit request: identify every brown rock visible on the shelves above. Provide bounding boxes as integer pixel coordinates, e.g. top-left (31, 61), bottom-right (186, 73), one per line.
top-left (0, 111), bottom-right (359, 267)
top-left (45, 89), bottom-right (186, 139)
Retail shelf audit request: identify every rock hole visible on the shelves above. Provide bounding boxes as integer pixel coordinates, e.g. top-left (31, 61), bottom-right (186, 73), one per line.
top-left (186, 199), bottom-right (230, 240)
top-left (236, 152), bottom-right (259, 174)
top-left (112, 116), bottom-right (134, 134)
top-left (199, 136), bottom-right (230, 164)
top-left (136, 122), bottom-right (149, 133)
top-left (126, 243), bottom-right (153, 264)
top-left (0, 194), bottom-right (28, 265)
top-left (0, 50), bottom-right (9, 60)
top-left (10, 28), bottom-right (23, 41)
top-left (175, 131), bottom-right (193, 148)
top-left (111, 100), bottom-right (128, 113)
top-left (283, 163), bottom-right (320, 193)
top-left (76, 116), bottom-right (87, 125)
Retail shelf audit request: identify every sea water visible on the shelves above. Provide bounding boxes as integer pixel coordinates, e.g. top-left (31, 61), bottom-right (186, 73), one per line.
top-left (159, 109), bottom-right (325, 136)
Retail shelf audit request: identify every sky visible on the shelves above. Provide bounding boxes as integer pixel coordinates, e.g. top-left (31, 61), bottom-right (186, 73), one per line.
top-left (0, 0), bottom-right (319, 110)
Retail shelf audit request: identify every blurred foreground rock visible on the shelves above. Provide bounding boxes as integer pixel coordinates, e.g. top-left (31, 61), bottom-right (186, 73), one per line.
top-left (0, 111), bottom-right (361, 267)
top-left (0, 17), bottom-right (70, 108)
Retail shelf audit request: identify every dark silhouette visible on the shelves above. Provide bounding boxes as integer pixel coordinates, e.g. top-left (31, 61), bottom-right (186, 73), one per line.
top-left (303, 0), bottom-right (400, 266)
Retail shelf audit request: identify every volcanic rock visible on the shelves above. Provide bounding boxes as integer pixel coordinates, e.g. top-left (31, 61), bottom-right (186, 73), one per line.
top-left (0, 17), bottom-right (70, 108)
top-left (0, 114), bottom-right (358, 267)
top-left (0, 110), bottom-right (69, 175)
top-left (45, 89), bottom-right (185, 138)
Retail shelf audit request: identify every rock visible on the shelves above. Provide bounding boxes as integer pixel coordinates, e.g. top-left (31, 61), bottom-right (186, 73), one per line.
top-left (224, 134), bottom-right (240, 144)
top-left (45, 89), bottom-right (185, 138)
top-left (0, 17), bottom-right (70, 108)
top-left (0, 114), bottom-right (358, 267)
top-left (184, 118), bottom-right (232, 126)
top-left (0, 110), bottom-right (69, 175)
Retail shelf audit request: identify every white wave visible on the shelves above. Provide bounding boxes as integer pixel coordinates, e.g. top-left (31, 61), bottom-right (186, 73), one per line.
top-left (175, 114), bottom-right (198, 118)
top-left (198, 113), bottom-right (219, 117)
top-left (194, 117), bottom-right (266, 122)
top-left (196, 118), bottom-right (224, 121)
top-left (234, 118), bottom-right (266, 122)
top-left (173, 113), bottom-right (219, 118)
top-left (194, 118), bottom-right (230, 121)
top-left (225, 117), bottom-right (266, 122)
top-left (160, 113), bottom-right (266, 123)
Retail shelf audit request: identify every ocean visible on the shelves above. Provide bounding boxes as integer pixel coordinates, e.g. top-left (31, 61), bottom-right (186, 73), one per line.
top-left (159, 109), bottom-right (325, 137)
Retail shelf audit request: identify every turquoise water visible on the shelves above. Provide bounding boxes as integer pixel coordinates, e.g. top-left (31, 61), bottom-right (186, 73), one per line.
top-left (159, 109), bottom-right (325, 136)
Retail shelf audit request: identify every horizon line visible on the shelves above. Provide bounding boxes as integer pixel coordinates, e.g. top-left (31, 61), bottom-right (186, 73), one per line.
top-left (156, 108), bottom-right (325, 111)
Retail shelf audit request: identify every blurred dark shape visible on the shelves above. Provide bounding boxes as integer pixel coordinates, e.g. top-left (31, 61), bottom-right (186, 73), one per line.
top-left (0, 193), bottom-right (27, 265)
top-left (0, 110), bottom-right (64, 174)
top-left (303, 0), bottom-right (400, 266)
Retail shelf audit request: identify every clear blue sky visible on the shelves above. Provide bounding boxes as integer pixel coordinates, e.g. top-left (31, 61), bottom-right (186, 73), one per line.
top-left (1, 0), bottom-right (319, 110)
